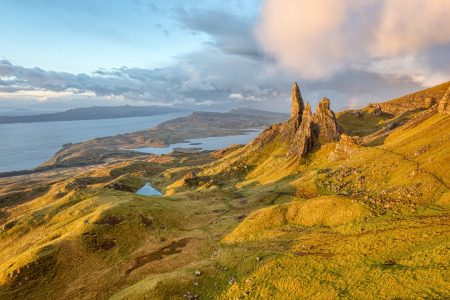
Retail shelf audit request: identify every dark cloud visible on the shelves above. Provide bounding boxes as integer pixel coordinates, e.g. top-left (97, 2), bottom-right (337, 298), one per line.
top-left (175, 7), bottom-right (261, 60)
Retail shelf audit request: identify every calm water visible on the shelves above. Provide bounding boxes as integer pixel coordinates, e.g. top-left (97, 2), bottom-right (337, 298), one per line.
top-left (135, 182), bottom-right (163, 196)
top-left (128, 129), bottom-right (263, 154)
top-left (0, 112), bottom-right (190, 172)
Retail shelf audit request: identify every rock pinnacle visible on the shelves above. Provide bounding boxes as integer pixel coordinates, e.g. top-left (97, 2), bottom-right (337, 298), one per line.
top-left (291, 82), bottom-right (305, 121)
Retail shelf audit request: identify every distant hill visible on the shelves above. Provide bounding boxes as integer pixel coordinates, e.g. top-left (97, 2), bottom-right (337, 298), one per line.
top-left (0, 105), bottom-right (189, 124)
top-left (36, 107), bottom-right (290, 169)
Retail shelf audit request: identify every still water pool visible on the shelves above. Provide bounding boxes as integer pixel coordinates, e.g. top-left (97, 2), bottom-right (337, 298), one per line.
top-left (135, 182), bottom-right (163, 196)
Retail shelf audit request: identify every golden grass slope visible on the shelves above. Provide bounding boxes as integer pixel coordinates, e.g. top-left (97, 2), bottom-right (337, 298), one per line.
top-left (0, 85), bottom-right (449, 299)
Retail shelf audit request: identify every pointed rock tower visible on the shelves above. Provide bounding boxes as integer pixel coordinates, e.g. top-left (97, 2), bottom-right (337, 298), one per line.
top-left (291, 82), bottom-right (305, 122)
top-left (286, 92), bottom-right (341, 156)
top-left (280, 82), bottom-right (305, 141)
top-left (251, 82), bottom-right (341, 158)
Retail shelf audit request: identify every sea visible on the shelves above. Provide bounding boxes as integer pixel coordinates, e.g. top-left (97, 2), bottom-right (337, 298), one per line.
top-left (0, 112), bottom-right (190, 173)
top-left (0, 112), bottom-right (262, 173)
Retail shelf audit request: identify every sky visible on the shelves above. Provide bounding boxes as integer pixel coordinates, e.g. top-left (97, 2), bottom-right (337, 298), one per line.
top-left (0, 0), bottom-right (449, 114)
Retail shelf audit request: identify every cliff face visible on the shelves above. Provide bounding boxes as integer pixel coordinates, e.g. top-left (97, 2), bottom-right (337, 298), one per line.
top-left (438, 86), bottom-right (450, 114)
top-left (289, 102), bottom-right (315, 156)
top-left (371, 81), bottom-right (450, 116)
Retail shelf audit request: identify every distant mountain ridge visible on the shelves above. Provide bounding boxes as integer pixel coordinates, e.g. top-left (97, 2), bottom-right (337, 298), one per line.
top-left (0, 105), bottom-right (189, 124)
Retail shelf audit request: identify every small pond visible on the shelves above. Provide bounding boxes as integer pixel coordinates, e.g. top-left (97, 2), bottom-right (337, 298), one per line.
top-left (136, 182), bottom-right (163, 196)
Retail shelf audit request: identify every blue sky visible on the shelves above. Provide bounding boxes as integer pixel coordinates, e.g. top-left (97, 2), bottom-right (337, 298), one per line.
top-left (1, 0), bottom-right (449, 113)
top-left (1, 0), bottom-right (253, 73)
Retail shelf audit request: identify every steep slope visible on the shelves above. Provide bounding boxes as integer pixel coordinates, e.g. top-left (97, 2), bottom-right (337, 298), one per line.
top-left (370, 81), bottom-right (450, 116)
top-left (0, 82), bottom-right (449, 299)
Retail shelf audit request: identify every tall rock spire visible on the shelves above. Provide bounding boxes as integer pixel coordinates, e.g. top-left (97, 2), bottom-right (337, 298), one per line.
top-left (291, 82), bottom-right (305, 122)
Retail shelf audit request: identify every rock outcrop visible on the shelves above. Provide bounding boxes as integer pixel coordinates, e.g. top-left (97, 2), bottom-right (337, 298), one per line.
top-left (280, 83), bottom-right (305, 142)
top-left (425, 97), bottom-right (436, 108)
top-left (313, 98), bottom-right (342, 143)
top-left (254, 82), bottom-right (341, 158)
top-left (438, 87), bottom-right (450, 114)
top-left (291, 82), bottom-right (305, 121)
top-left (372, 104), bottom-right (383, 116)
top-left (329, 134), bottom-right (363, 161)
top-left (367, 81), bottom-right (449, 116)
top-left (286, 93), bottom-right (341, 156)
top-left (289, 102), bottom-right (315, 155)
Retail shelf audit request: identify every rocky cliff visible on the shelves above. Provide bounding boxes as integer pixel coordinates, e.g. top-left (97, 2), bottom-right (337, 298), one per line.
top-left (370, 81), bottom-right (450, 116)
top-left (438, 86), bottom-right (450, 114)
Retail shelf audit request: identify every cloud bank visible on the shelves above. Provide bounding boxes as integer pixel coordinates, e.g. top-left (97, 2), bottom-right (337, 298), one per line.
top-left (1, 2), bottom-right (448, 113)
top-left (255, 0), bottom-right (450, 84)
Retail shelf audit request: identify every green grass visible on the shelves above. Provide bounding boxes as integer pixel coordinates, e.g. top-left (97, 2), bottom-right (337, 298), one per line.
top-left (0, 89), bottom-right (449, 299)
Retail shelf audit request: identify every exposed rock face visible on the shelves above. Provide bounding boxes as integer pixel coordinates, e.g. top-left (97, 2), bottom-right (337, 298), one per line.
top-left (329, 134), bottom-right (363, 161)
top-left (288, 97), bottom-right (341, 156)
top-left (291, 82), bottom-right (304, 121)
top-left (255, 83), bottom-right (341, 158)
top-left (425, 97), bottom-right (436, 108)
top-left (372, 104), bottom-right (383, 116)
top-left (438, 87), bottom-right (450, 114)
top-left (313, 98), bottom-right (342, 143)
top-left (368, 82), bottom-right (449, 116)
top-left (289, 102), bottom-right (315, 155)
top-left (280, 83), bottom-right (305, 142)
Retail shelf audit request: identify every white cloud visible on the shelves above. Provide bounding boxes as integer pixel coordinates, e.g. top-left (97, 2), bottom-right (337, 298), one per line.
top-left (255, 0), bottom-right (450, 83)
top-left (229, 93), bottom-right (244, 99)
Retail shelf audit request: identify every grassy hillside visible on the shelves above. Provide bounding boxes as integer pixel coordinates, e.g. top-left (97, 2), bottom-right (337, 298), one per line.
top-left (0, 84), bottom-right (449, 299)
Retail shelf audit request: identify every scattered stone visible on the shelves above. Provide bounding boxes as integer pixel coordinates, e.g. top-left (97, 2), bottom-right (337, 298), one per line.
top-left (386, 122), bottom-right (398, 130)
top-left (103, 182), bottom-right (132, 192)
top-left (194, 270), bottom-right (201, 276)
top-left (256, 256), bottom-right (262, 261)
top-left (354, 110), bottom-right (363, 118)
top-left (193, 281), bottom-right (199, 286)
